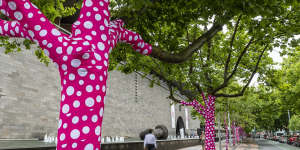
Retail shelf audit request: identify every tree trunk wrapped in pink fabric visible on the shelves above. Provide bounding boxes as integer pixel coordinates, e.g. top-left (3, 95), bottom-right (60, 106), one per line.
top-left (181, 93), bottom-right (216, 150)
top-left (0, 0), bottom-right (152, 149)
top-left (224, 113), bottom-right (229, 150)
top-left (231, 122), bottom-right (236, 146)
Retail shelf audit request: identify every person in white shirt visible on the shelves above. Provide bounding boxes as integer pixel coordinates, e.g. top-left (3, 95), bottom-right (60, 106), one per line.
top-left (144, 129), bottom-right (157, 150)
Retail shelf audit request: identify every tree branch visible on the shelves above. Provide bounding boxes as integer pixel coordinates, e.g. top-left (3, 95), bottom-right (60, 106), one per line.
top-left (214, 45), bottom-right (268, 98)
top-left (224, 15), bottom-right (242, 79)
top-left (149, 69), bottom-right (197, 100)
top-left (168, 85), bottom-right (181, 103)
top-left (212, 37), bottom-right (254, 94)
top-left (150, 23), bottom-right (224, 63)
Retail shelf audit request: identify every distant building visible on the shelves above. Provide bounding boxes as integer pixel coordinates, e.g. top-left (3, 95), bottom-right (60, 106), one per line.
top-left (0, 47), bottom-right (201, 140)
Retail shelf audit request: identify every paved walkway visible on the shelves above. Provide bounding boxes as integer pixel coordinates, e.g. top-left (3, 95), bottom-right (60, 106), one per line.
top-left (178, 138), bottom-right (259, 150)
top-left (178, 138), bottom-right (300, 150)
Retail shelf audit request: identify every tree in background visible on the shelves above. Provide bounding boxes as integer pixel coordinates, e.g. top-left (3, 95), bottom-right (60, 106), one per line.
top-left (289, 115), bottom-right (300, 131)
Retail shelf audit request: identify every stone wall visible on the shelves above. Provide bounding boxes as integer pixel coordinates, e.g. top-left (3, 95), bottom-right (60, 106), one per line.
top-left (0, 47), bottom-right (200, 139)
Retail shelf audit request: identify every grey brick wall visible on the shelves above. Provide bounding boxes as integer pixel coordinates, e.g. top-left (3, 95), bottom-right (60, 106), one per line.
top-left (0, 47), bottom-right (200, 139)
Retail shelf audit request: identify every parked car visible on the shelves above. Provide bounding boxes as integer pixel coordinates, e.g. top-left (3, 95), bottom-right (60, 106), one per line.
top-left (293, 137), bottom-right (300, 147)
top-left (279, 135), bottom-right (288, 143)
top-left (263, 134), bottom-right (268, 139)
top-left (288, 135), bottom-right (299, 145)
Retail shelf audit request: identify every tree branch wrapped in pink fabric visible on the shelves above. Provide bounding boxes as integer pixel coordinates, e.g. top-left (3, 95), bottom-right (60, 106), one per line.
top-left (0, 0), bottom-right (152, 149)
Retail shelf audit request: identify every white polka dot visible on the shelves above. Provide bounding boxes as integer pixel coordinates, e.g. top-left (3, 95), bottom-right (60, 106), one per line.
top-left (96, 96), bottom-right (101, 102)
top-left (97, 42), bottom-right (105, 51)
top-left (85, 0), bottom-right (93, 7)
top-left (95, 14), bottom-right (101, 21)
top-left (84, 144), bottom-right (94, 150)
top-left (40, 17), bottom-right (46, 22)
top-left (84, 21), bottom-right (93, 29)
top-left (63, 123), bottom-right (68, 129)
top-left (86, 85), bottom-right (93, 93)
top-left (66, 86), bottom-right (74, 96)
top-left (51, 28), bottom-right (61, 36)
top-left (85, 97), bottom-right (94, 107)
top-left (82, 53), bottom-right (90, 59)
top-left (104, 19), bottom-right (109, 27)
top-left (24, 2), bottom-right (30, 9)
top-left (93, 7), bottom-right (99, 12)
top-left (39, 30), bottom-right (47, 37)
top-left (62, 64), bottom-right (68, 70)
top-left (67, 46), bottom-right (73, 54)
top-left (104, 61), bottom-right (108, 67)
top-left (56, 47), bottom-right (62, 54)
top-left (86, 12), bottom-right (91, 17)
top-left (82, 126), bottom-right (90, 134)
top-left (58, 37), bottom-right (63, 42)
top-left (15, 26), bottom-right (19, 33)
top-left (72, 116), bottom-right (79, 124)
top-left (92, 31), bottom-right (97, 36)
top-left (83, 41), bottom-right (90, 46)
top-left (8, 1), bottom-right (16, 10)
top-left (100, 25), bottom-right (105, 30)
top-left (99, 1), bottom-right (104, 6)
top-left (69, 73), bottom-right (75, 81)
top-left (71, 59), bottom-right (81, 68)
top-left (99, 76), bottom-right (103, 81)
top-left (103, 10), bottom-right (109, 16)
top-left (94, 53), bottom-right (101, 61)
top-left (79, 80), bottom-right (84, 85)
top-left (74, 21), bottom-right (80, 26)
top-left (47, 43), bottom-right (53, 48)
top-left (82, 115), bottom-right (88, 121)
top-left (60, 133), bottom-right (66, 141)
top-left (96, 85), bottom-right (100, 90)
top-left (75, 29), bottom-right (81, 36)
top-left (62, 56), bottom-right (68, 61)
top-left (142, 49), bottom-right (149, 55)
top-left (58, 119), bottom-right (62, 128)
top-left (62, 104), bottom-right (70, 114)
top-left (90, 74), bottom-right (95, 80)
top-left (70, 129), bottom-right (80, 139)
top-left (14, 11), bottom-right (23, 20)
top-left (72, 143), bottom-right (78, 148)
top-left (76, 47), bottom-right (82, 52)
top-left (62, 94), bottom-right (65, 101)
top-left (95, 126), bottom-right (101, 136)
top-left (105, 53), bottom-right (108, 59)
top-left (73, 100), bottom-right (80, 108)
top-left (34, 25), bottom-right (41, 31)
top-left (99, 107), bottom-right (103, 117)
top-left (101, 34), bottom-right (107, 41)
top-left (102, 85), bottom-right (106, 92)
top-left (76, 91), bottom-right (82, 96)
top-left (92, 115), bottom-right (98, 123)
top-left (85, 35), bottom-right (92, 40)
top-left (78, 68), bottom-right (88, 77)
top-left (62, 144), bottom-right (67, 148)
top-left (28, 13), bottom-right (33, 18)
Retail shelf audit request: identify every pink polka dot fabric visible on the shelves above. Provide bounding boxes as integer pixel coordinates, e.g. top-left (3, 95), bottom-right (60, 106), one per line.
top-left (181, 93), bottom-right (216, 150)
top-left (0, 0), bottom-right (152, 149)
